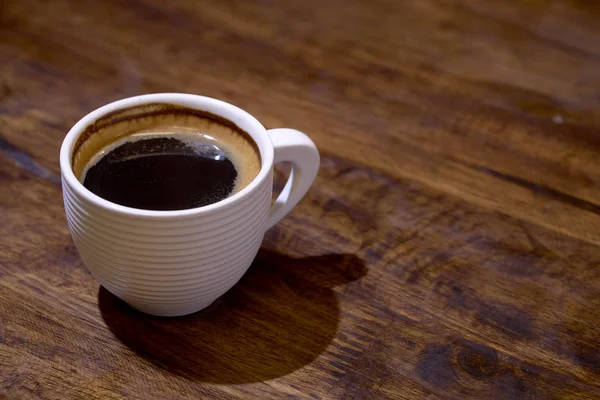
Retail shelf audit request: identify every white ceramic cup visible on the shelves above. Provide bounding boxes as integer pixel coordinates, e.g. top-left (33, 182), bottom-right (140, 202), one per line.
top-left (60, 93), bottom-right (320, 317)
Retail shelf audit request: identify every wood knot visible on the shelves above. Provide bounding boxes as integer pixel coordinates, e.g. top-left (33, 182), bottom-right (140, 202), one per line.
top-left (456, 341), bottom-right (499, 380)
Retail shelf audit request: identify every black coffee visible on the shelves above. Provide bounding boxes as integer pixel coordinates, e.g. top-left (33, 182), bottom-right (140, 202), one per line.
top-left (74, 104), bottom-right (260, 211)
top-left (83, 135), bottom-right (240, 210)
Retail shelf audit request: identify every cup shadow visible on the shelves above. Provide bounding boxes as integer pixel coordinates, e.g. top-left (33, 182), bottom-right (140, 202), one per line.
top-left (98, 249), bottom-right (367, 384)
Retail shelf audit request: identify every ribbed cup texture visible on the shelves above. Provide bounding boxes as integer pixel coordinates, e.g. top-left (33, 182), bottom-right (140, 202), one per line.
top-left (62, 170), bottom-right (273, 317)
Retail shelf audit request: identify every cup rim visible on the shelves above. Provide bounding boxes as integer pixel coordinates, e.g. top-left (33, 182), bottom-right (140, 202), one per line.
top-left (59, 93), bottom-right (274, 219)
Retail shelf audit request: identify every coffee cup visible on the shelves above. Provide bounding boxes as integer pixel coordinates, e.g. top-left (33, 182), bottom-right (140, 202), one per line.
top-left (60, 93), bottom-right (320, 316)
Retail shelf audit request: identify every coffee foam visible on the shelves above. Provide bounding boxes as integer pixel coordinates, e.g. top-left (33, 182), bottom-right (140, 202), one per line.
top-left (73, 104), bottom-right (261, 196)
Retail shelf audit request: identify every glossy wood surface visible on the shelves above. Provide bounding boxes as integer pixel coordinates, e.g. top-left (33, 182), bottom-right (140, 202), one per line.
top-left (2, 0), bottom-right (600, 398)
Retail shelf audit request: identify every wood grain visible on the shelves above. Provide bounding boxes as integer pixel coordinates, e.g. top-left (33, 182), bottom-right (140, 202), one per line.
top-left (2, 0), bottom-right (600, 398)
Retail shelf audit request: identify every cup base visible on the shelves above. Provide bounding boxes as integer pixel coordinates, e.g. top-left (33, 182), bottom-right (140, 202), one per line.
top-left (123, 298), bottom-right (217, 317)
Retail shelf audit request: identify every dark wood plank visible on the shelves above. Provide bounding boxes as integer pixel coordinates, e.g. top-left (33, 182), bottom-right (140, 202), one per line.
top-left (2, 0), bottom-right (600, 398)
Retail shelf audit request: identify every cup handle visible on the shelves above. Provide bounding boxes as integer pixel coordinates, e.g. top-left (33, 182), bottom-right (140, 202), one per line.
top-left (265, 128), bottom-right (320, 230)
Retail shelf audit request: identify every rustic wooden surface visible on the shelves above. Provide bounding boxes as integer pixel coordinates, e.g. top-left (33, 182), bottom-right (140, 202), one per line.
top-left (2, 0), bottom-right (600, 398)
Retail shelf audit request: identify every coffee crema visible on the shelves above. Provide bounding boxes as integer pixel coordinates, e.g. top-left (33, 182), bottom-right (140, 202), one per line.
top-left (73, 104), bottom-right (261, 211)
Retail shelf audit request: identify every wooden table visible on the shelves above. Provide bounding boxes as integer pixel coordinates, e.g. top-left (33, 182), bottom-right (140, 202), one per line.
top-left (2, 0), bottom-right (600, 398)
